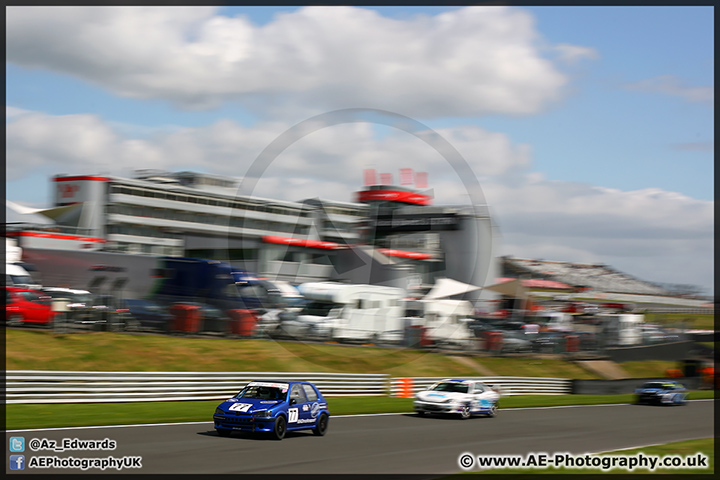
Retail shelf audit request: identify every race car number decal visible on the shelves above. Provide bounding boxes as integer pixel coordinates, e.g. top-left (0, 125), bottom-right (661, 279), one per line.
top-left (228, 403), bottom-right (253, 413)
top-left (288, 408), bottom-right (299, 423)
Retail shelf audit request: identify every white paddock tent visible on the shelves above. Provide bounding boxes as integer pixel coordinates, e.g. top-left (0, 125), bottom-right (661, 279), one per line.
top-left (422, 277), bottom-right (527, 302)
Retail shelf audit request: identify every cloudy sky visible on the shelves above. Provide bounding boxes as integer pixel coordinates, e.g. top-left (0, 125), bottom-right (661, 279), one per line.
top-left (5, 6), bottom-right (714, 295)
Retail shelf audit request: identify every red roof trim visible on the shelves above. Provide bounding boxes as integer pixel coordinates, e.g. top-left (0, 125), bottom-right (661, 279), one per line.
top-left (6, 231), bottom-right (106, 243)
top-left (354, 189), bottom-right (432, 205)
top-left (53, 176), bottom-right (109, 182)
top-left (262, 235), bottom-right (343, 250)
top-left (495, 277), bottom-right (572, 289)
top-left (378, 248), bottom-right (432, 260)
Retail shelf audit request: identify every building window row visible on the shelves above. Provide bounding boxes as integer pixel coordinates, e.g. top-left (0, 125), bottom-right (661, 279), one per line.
top-left (109, 184), bottom-right (312, 217)
top-left (107, 203), bottom-right (313, 235)
top-left (106, 224), bottom-right (179, 239)
top-left (110, 242), bottom-right (182, 256)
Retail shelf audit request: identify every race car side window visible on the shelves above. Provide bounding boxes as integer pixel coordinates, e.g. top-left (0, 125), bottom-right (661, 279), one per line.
top-left (302, 384), bottom-right (318, 402)
top-left (474, 384), bottom-right (485, 393)
top-left (290, 384), bottom-right (308, 404)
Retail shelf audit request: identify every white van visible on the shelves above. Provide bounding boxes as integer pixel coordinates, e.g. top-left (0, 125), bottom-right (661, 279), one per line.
top-left (6, 263), bottom-right (41, 290)
top-left (5, 238), bottom-right (41, 289)
top-left (533, 311), bottom-right (573, 333)
top-left (599, 313), bottom-right (643, 346)
top-left (294, 282), bottom-right (406, 343)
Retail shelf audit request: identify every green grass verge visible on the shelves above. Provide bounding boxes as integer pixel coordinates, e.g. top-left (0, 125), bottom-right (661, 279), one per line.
top-left (6, 329), bottom-right (706, 380)
top-left (446, 438), bottom-right (714, 475)
top-left (643, 313), bottom-right (715, 330)
top-left (5, 329), bottom-right (484, 377)
top-left (615, 360), bottom-right (681, 378)
top-left (6, 391), bottom-right (713, 431)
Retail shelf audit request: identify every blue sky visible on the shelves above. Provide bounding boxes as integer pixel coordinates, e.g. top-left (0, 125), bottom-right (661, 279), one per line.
top-left (5, 6), bottom-right (714, 295)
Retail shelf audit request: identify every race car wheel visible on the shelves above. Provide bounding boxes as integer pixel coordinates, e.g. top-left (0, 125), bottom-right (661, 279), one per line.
top-left (313, 413), bottom-right (329, 436)
top-left (216, 428), bottom-right (232, 437)
top-left (7, 314), bottom-right (23, 327)
top-left (272, 415), bottom-right (287, 440)
top-left (460, 404), bottom-right (471, 419)
top-left (487, 402), bottom-right (498, 417)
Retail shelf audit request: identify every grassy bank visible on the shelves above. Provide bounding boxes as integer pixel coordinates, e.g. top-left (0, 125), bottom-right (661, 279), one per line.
top-left (4, 329), bottom-right (703, 380)
top-left (5, 329), bottom-right (485, 376)
top-left (642, 312), bottom-right (714, 330)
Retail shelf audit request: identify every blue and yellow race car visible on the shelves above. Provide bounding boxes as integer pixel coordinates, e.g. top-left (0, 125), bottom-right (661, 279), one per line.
top-left (634, 380), bottom-right (688, 406)
top-left (213, 380), bottom-right (329, 440)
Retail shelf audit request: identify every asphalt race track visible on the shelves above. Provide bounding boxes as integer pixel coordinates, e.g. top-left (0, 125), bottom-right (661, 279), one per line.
top-left (6, 400), bottom-right (713, 475)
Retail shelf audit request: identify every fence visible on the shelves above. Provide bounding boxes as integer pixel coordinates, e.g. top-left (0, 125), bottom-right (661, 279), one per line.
top-left (5, 371), bottom-right (387, 404)
top-left (5, 371), bottom-right (571, 404)
top-left (390, 376), bottom-right (571, 397)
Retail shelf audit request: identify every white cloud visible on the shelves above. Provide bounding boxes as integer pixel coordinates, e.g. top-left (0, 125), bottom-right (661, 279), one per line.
top-left (6, 106), bottom-right (33, 119)
top-left (553, 43), bottom-right (599, 64)
top-left (671, 141), bottom-right (714, 152)
top-left (6, 113), bottom-right (119, 180)
top-left (624, 75), bottom-right (714, 105)
top-left (6, 5), bottom-right (572, 118)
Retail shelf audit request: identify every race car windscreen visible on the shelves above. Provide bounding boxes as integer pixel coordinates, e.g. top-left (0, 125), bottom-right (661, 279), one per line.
top-left (429, 382), bottom-right (469, 394)
top-left (235, 383), bottom-right (288, 400)
top-left (642, 382), bottom-right (667, 389)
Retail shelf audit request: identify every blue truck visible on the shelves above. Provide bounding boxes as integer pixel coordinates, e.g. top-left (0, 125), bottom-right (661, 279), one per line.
top-left (150, 257), bottom-right (271, 312)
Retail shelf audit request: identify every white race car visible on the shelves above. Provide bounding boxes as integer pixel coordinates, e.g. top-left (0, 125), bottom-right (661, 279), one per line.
top-left (414, 379), bottom-right (500, 419)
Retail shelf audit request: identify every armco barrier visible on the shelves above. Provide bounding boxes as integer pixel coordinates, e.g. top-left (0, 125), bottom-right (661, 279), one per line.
top-left (5, 371), bottom-right (573, 404)
top-left (5, 371), bottom-right (388, 404)
top-left (390, 376), bottom-right (571, 397)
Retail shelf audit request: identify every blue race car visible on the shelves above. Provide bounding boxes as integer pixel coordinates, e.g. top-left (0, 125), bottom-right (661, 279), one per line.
top-left (213, 380), bottom-right (329, 440)
top-left (634, 380), bottom-right (688, 406)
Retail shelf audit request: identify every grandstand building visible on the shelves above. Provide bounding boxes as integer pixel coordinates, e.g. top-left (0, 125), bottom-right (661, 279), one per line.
top-left (7, 170), bottom-right (498, 299)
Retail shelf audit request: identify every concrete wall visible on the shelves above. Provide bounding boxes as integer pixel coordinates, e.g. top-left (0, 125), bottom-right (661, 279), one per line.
top-left (605, 341), bottom-right (694, 362)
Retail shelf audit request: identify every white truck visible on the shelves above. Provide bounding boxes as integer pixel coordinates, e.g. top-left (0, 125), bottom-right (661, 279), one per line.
top-left (5, 238), bottom-right (41, 289)
top-left (532, 311), bottom-right (574, 333)
top-left (598, 313), bottom-right (644, 346)
top-left (292, 282), bottom-right (406, 343)
top-left (418, 299), bottom-right (475, 347)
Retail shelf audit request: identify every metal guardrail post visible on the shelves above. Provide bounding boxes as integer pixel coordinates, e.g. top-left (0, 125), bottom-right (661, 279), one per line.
top-left (50, 298), bottom-right (71, 334)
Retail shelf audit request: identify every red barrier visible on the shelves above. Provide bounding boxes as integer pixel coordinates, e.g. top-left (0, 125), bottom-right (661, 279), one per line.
top-left (418, 326), bottom-right (433, 346)
top-left (170, 304), bottom-right (201, 333)
top-left (227, 309), bottom-right (257, 336)
top-left (565, 335), bottom-right (579, 352)
top-left (482, 331), bottom-right (503, 352)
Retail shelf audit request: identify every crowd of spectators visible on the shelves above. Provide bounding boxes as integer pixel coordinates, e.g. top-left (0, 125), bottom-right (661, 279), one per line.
top-left (502, 257), bottom-right (669, 295)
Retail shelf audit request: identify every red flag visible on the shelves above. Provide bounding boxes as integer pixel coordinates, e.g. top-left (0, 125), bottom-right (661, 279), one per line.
top-left (363, 168), bottom-right (376, 186)
top-left (400, 168), bottom-right (413, 185)
top-left (415, 172), bottom-right (428, 188)
top-left (379, 173), bottom-right (393, 185)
